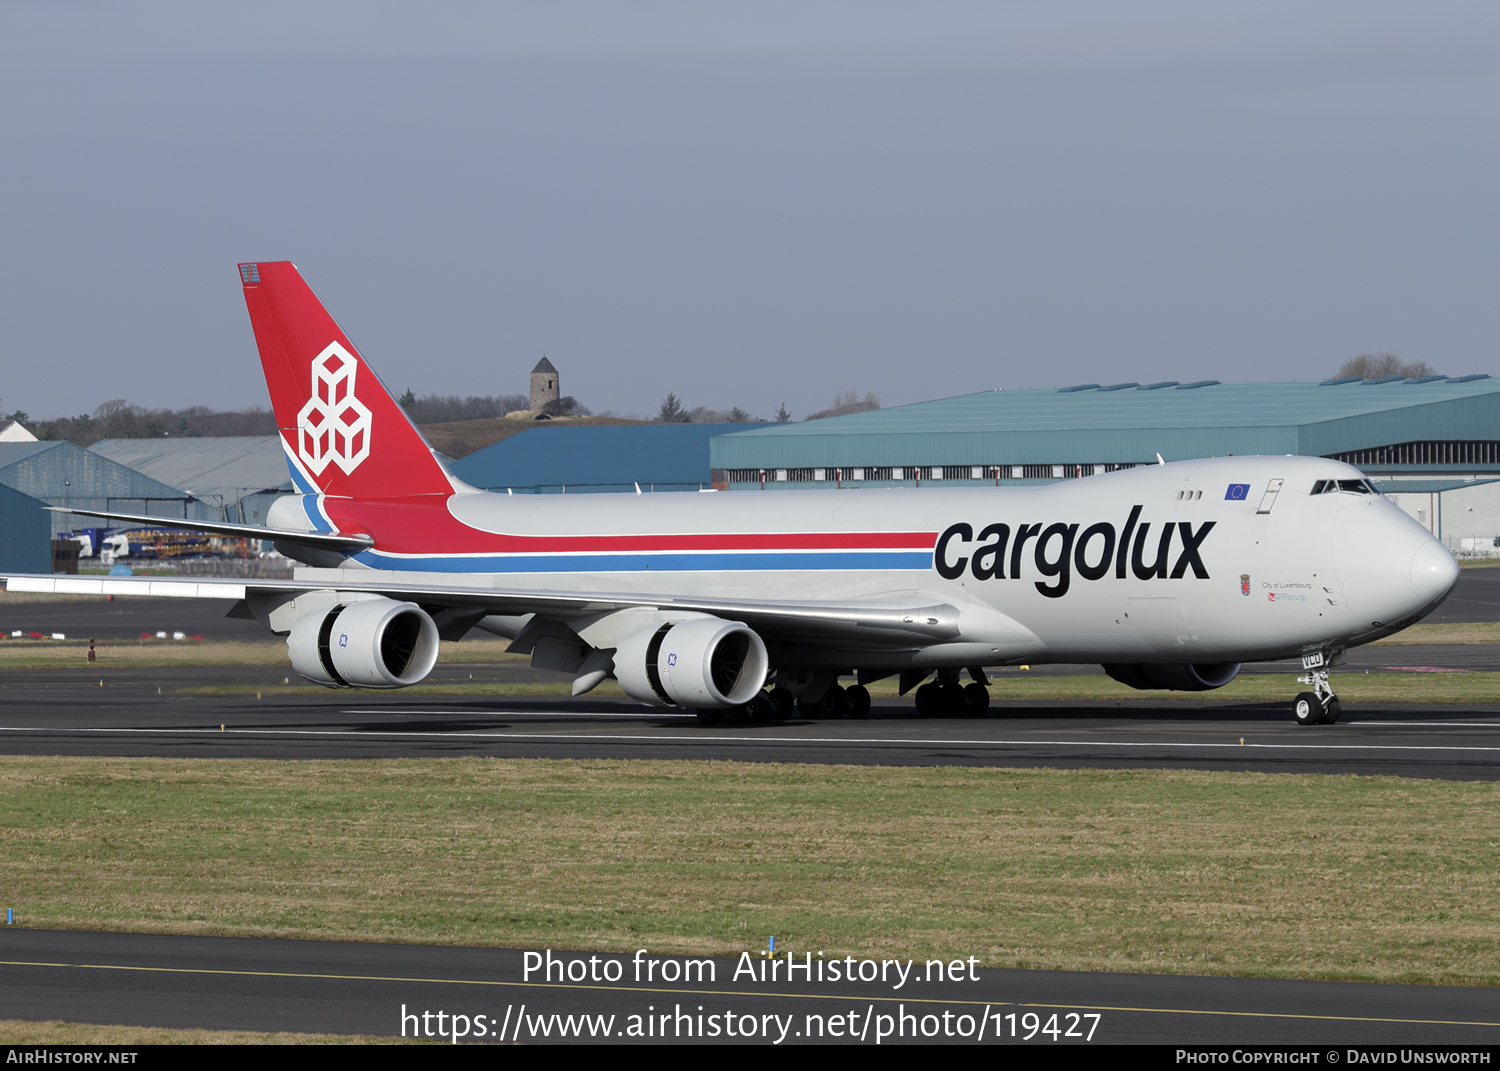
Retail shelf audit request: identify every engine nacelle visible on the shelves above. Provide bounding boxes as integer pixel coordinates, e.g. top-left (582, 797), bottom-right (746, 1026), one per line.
top-left (613, 616), bottom-right (769, 708)
top-left (1103, 662), bottom-right (1242, 692)
top-left (287, 597), bottom-right (441, 688)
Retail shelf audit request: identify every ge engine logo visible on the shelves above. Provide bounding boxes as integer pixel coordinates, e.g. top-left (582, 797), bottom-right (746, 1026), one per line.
top-left (297, 342), bottom-right (373, 475)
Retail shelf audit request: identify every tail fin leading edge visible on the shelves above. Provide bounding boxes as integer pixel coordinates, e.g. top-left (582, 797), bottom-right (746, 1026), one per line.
top-left (239, 261), bottom-right (452, 499)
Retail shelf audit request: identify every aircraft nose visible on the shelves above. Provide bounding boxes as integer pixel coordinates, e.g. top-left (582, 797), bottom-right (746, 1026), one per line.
top-left (1411, 540), bottom-right (1459, 607)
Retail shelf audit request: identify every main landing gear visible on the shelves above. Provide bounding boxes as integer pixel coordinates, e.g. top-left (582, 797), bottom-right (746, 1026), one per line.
top-left (913, 668), bottom-right (991, 718)
top-left (694, 682), bottom-right (868, 725)
top-left (696, 686), bottom-right (795, 725)
top-left (1292, 651), bottom-right (1341, 726)
top-left (795, 683), bottom-right (872, 720)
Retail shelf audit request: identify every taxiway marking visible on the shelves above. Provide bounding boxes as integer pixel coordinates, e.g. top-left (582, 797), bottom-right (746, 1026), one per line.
top-left (2, 959), bottom-right (1497, 1028)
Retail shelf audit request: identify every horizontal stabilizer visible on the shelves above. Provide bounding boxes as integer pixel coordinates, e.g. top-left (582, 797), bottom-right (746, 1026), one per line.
top-left (44, 506), bottom-right (374, 552)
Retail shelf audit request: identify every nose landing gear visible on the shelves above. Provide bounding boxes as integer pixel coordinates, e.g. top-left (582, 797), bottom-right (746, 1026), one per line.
top-left (1293, 652), bottom-right (1341, 725)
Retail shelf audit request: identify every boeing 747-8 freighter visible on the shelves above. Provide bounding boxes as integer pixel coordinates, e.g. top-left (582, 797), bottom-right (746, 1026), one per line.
top-left (6, 263), bottom-right (1459, 726)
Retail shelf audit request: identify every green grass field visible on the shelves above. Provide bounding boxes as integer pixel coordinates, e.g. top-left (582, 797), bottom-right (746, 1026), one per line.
top-left (5, 756), bottom-right (1500, 987)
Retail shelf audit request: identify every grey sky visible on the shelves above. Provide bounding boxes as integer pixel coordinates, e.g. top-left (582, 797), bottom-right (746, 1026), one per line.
top-left (2, 2), bottom-right (1496, 420)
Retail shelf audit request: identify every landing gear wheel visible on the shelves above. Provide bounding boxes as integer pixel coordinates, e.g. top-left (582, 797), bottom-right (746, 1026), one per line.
top-left (844, 684), bottom-right (871, 719)
top-left (961, 682), bottom-right (990, 717)
top-left (938, 682), bottom-right (965, 715)
top-left (1292, 692), bottom-right (1323, 726)
top-left (914, 682), bottom-right (941, 718)
top-left (696, 708), bottom-right (723, 725)
top-left (746, 693), bottom-right (773, 723)
top-left (1295, 659), bottom-right (1339, 727)
top-left (767, 687), bottom-right (794, 722)
top-left (818, 684), bottom-right (846, 719)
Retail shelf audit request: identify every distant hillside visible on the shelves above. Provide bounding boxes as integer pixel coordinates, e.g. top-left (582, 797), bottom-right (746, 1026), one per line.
top-left (417, 415), bottom-right (653, 459)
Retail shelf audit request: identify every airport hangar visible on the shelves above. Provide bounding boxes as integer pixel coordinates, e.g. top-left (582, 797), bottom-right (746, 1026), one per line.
top-left (89, 436), bottom-right (293, 527)
top-left (0, 440), bottom-right (216, 539)
top-left (426, 377), bottom-right (1500, 553)
top-left (693, 375), bottom-right (1500, 555)
top-left (448, 423), bottom-right (764, 494)
top-left (0, 438), bottom-right (290, 568)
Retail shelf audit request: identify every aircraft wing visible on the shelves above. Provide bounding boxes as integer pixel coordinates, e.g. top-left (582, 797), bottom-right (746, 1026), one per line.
top-left (1, 573), bottom-right (961, 644)
top-left (43, 507), bottom-right (374, 552)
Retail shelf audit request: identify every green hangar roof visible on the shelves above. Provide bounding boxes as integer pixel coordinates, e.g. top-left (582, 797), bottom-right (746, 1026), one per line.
top-left (709, 376), bottom-right (1500, 479)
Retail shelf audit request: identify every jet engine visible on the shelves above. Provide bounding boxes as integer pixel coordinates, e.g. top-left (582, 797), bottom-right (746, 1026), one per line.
top-left (613, 616), bottom-right (769, 708)
top-left (287, 597), bottom-right (441, 688)
top-left (1102, 662), bottom-right (1241, 692)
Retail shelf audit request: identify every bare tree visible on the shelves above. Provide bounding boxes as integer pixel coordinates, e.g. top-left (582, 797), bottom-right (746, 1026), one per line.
top-left (400, 393), bottom-right (532, 422)
top-left (805, 391), bottom-right (881, 422)
top-left (541, 396), bottom-right (589, 417)
top-left (1335, 354), bottom-right (1439, 380)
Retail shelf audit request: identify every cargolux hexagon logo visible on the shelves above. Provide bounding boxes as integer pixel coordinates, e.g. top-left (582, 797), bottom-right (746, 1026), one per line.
top-left (297, 342), bottom-right (372, 475)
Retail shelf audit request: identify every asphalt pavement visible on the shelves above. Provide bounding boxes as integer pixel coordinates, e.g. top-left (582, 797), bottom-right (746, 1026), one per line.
top-left (5, 588), bottom-right (1500, 778)
top-left (3, 670), bottom-right (1500, 778)
top-left (2, 929), bottom-right (1497, 1045)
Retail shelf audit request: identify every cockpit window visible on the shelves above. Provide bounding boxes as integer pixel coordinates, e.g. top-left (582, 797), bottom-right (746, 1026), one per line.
top-left (1312, 479), bottom-right (1376, 495)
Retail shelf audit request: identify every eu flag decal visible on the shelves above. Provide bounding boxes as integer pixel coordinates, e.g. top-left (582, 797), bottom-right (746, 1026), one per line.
top-left (1225, 483), bottom-right (1250, 501)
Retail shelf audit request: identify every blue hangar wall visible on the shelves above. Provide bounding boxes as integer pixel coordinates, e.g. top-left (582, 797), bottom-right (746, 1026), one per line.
top-left (450, 424), bottom-right (778, 494)
top-left (0, 483), bottom-right (50, 574)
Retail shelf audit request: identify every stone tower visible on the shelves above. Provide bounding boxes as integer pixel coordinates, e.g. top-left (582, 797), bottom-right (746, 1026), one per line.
top-left (530, 356), bottom-right (560, 413)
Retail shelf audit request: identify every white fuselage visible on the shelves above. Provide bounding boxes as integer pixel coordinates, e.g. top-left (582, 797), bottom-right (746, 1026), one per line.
top-left (298, 455), bottom-right (1457, 669)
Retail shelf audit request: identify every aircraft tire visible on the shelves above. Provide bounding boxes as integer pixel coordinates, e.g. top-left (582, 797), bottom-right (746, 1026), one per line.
top-left (1292, 692), bottom-right (1323, 726)
top-left (962, 682), bottom-right (990, 717)
top-left (1319, 697), bottom-right (1342, 725)
top-left (914, 682), bottom-right (941, 718)
top-left (721, 703), bottom-right (748, 724)
top-left (819, 684), bottom-right (846, 719)
top-left (767, 687), bottom-right (794, 721)
top-left (696, 708), bottom-right (723, 725)
top-left (939, 682), bottom-right (965, 715)
top-left (746, 693), bottom-right (773, 723)
top-left (845, 684), bottom-right (871, 719)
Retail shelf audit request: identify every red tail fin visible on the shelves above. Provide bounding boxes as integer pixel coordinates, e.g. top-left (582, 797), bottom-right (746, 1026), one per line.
top-left (239, 261), bottom-right (452, 499)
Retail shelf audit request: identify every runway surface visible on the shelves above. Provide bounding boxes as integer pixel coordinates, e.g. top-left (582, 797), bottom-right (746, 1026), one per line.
top-left (4, 584), bottom-right (1500, 777)
top-left (4, 670), bottom-right (1500, 778)
top-left (3, 929), bottom-right (1497, 1044)
top-left (1426, 566), bottom-right (1500, 624)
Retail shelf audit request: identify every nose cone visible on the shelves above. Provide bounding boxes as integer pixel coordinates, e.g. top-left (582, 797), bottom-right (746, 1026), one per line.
top-left (1411, 540), bottom-right (1460, 607)
top-left (1333, 501), bottom-right (1458, 625)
